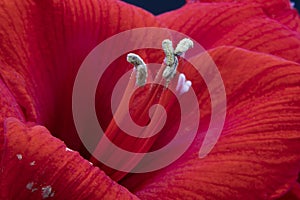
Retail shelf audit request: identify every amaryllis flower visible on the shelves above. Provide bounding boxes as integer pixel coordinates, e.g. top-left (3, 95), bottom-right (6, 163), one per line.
top-left (0, 0), bottom-right (300, 199)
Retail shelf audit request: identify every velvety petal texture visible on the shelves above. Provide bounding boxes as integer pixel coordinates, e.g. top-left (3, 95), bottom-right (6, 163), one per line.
top-left (159, 1), bottom-right (300, 63)
top-left (0, 0), bottom-right (158, 198)
top-left (121, 46), bottom-right (300, 199)
top-left (279, 183), bottom-right (300, 200)
top-left (0, 0), bottom-right (158, 151)
top-left (0, 118), bottom-right (138, 200)
top-left (0, 77), bottom-right (25, 133)
top-left (0, 0), bottom-right (300, 199)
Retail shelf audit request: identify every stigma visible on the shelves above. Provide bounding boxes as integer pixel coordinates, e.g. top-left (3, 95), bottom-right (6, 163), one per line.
top-left (176, 73), bottom-right (192, 95)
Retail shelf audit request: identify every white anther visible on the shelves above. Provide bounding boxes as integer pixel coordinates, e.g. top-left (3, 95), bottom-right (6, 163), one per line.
top-left (174, 38), bottom-right (194, 56)
top-left (127, 53), bottom-right (146, 66)
top-left (162, 39), bottom-right (175, 66)
top-left (30, 161), bottom-right (36, 166)
top-left (176, 73), bottom-right (192, 95)
top-left (135, 64), bottom-right (147, 86)
top-left (127, 53), bottom-right (148, 87)
top-left (162, 56), bottom-right (178, 86)
top-left (162, 38), bottom-right (193, 86)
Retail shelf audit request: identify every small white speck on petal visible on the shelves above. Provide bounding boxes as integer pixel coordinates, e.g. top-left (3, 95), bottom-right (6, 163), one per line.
top-left (30, 161), bottom-right (36, 166)
top-left (26, 182), bottom-right (34, 190)
top-left (16, 154), bottom-right (22, 160)
top-left (42, 185), bottom-right (54, 199)
top-left (26, 182), bottom-right (38, 192)
top-left (50, 192), bottom-right (55, 197)
top-left (89, 162), bottom-right (93, 166)
top-left (65, 147), bottom-right (74, 152)
top-left (176, 73), bottom-right (192, 95)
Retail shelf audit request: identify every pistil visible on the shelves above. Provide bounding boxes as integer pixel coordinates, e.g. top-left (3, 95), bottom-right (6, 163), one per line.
top-left (91, 38), bottom-right (194, 181)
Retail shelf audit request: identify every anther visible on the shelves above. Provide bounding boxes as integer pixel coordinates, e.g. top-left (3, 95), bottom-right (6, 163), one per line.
top-left (127, 53), bottom-right (148, 87)
top-left (174, 38), bottom-right (194, 57)
top-left (162, 56), bottom-right (178, 86)
top-left (162, 39), bottom-right (175, 66)
top-left (162, 38), bottom-right (194, 86)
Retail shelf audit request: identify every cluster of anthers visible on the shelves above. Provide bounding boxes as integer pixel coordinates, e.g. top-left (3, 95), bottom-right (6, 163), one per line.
top-left (127, 38), bottom-right (194, 95)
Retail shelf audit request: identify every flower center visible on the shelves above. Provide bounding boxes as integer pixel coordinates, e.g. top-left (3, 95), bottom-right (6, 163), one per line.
top-left (90, 38), bottom-right (194, 181)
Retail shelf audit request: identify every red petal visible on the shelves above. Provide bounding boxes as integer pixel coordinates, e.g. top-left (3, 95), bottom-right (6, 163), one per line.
top-left (0, 118), bottom-right (138, 200)
top-left (0, 77), bottom-right (25, 133)
top-left (273, 9), bottom-right (300, 33)
top-left (0, 0), bottom-right (158, 151)
top-left (186, 0), bottom-right (291, 15)
top-left (91, 62), bottom-right (190, 181)
top-left (158, 2), bottom-right (300, 62)
top-left (279, 183), bottom-right (300, 200)
top-left (120, 46), bottom-right (300, 199)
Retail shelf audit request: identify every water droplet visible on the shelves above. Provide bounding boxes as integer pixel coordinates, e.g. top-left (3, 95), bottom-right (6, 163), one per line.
top-left (30, 161), bottom-right (36, 166)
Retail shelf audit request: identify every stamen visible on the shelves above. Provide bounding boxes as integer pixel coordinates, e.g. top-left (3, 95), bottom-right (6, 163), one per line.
top-left (162, 57), bottom-right (178, 86)
top-left (162, 39), bottom-right (175, 66)
top-left (174, 38), bottom-right (194, 56)
top-left (176, 73), bottom-right (192, 95)
top-left (127, 53), bottom-right (146, 66)
top-left (162, 38), bottom-right (193, 86)
top-left (127, 53), bottom-right (148, 86)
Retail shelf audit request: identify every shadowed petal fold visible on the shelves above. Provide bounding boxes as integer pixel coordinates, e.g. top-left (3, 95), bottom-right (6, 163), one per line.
top-left (0, 0), bottom-right (158, 152)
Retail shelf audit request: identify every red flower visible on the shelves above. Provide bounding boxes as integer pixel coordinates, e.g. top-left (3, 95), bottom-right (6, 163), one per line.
top-left (0, 0), bottom-right (300, 199)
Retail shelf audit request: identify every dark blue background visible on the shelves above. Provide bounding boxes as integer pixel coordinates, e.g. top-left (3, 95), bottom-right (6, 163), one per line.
top-left (122, 0), bottom-right (300, 15)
